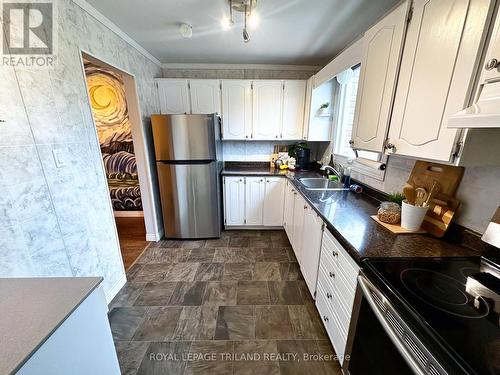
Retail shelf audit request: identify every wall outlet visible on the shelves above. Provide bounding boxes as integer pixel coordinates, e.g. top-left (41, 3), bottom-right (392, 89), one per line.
top-left (52, 149), bottom-right (66, 168)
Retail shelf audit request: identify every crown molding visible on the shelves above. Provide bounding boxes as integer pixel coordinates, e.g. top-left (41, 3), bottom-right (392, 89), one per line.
top-left (72, 0), bottom-right (162, 66)
top-left (161, 63), bottom-right (322, 71)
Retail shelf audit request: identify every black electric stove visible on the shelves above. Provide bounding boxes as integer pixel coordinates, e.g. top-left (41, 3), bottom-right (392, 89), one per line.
top-left (363, 256), bottom-right (500, 375)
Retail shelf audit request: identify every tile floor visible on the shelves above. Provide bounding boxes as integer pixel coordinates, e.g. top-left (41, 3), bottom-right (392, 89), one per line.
top-left (109, 230), bottom-right (343, 375)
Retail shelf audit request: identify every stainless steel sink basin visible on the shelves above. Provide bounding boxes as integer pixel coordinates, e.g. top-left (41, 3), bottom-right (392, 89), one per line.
top-left (298, 178), bottom-right (347, 190)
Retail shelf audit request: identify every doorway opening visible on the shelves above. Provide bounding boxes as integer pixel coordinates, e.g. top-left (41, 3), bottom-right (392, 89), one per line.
top-left (81, 53), bottom-right (151, 271)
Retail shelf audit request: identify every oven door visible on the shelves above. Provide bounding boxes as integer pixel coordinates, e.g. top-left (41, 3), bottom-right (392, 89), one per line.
top-left (343, 273), bottom-right (447, 375)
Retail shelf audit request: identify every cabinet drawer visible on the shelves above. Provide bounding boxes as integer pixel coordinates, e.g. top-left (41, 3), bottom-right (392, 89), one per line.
top-left (317, 264), bottom-right (350, 338)
top-left (316, 282), bottom-right (347, 364)
top-left (322, 230), bottom-right (359, 289)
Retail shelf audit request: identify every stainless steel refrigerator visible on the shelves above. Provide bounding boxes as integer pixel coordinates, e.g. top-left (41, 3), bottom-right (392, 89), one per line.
top-left (151, 114), bottom-right (222, 239)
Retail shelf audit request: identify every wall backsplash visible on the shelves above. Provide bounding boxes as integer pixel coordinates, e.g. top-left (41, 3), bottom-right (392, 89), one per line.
top-left (0, 0), bottom-right (161, 300)
top-left (349, 156), bottom-right (500, 234)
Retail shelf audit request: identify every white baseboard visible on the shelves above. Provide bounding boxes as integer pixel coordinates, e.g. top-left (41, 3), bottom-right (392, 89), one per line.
top-left (114, 211), bottom-right (144, 218)
top-left (105, 272), bottom-right (127, 306)
top-left (146, 226), bottom-right (164, 241)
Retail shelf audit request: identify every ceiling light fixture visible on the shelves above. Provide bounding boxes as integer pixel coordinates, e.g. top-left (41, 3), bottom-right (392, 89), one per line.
top-left (222, 0), bottom-right (258, 43)
top-left (243, 5), bottom-right (250, 43)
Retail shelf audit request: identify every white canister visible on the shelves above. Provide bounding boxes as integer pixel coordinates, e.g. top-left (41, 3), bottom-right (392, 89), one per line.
top-left (401, 200), bottom-right (429, 231)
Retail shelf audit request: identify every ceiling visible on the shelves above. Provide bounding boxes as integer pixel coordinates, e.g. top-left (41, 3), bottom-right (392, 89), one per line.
top-left (86, 0), bottom-right (399, 66)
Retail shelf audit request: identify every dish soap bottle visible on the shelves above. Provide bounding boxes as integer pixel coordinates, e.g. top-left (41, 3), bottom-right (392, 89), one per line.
top-left (343, 159), bottom-right (353, 188)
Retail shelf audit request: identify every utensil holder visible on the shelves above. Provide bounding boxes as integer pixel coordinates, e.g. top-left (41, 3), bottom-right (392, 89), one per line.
top-left (401, 200), bottom-right (428, 231)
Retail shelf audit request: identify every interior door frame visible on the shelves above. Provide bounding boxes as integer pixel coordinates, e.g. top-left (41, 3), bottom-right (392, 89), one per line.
top-left (78, 50), bottom-right (162, 243)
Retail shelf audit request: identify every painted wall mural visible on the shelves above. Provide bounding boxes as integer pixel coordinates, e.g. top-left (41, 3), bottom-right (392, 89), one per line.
top-left (84, 61), bottom-right (142, 211)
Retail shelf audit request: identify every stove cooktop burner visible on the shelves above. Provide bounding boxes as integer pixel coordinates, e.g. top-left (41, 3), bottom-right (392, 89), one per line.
top-left (400, 268), bottom-right (490, 319)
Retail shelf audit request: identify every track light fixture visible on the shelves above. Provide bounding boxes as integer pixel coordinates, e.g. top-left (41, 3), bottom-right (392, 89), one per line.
top-left (222, 0), bottom-right (258, 43)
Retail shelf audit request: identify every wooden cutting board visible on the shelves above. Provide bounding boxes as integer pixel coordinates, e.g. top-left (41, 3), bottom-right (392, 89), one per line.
top-left (407, 161), bottom-right (464, 237)
top-left (371, 216), bottom-right (426, 234)
top-left (408, 161), bottom-right (464, 196)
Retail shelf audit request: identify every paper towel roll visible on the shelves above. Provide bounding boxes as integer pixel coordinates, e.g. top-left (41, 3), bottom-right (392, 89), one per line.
top-left (354, 157), bottom-right (386, 170)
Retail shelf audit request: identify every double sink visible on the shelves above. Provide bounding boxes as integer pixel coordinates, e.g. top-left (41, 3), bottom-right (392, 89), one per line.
top-left (298, 178), bottom-right (348, 191)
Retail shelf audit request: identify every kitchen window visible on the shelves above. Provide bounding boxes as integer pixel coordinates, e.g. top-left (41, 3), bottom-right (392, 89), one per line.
top-left (332, 65), bottom-right (386, 180)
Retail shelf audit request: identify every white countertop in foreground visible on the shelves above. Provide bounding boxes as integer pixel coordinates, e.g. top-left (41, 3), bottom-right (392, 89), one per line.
top-left (0, 277), bottom-right (102, 375)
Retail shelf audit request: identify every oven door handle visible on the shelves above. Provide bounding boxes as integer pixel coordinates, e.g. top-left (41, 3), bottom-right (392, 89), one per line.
top-left (357, 275), bottom-right (426, 375)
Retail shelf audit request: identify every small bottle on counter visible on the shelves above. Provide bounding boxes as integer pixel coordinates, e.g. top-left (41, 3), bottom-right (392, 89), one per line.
top-left (343, 160), bottom-right (352, 188)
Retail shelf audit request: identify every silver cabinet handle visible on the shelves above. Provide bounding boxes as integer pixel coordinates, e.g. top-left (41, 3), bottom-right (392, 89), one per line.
top-left (326, 293), bottom-right (332, 299)
top-left (329, 271), bottom-right (335, 278)
top-left (485, 58), bottom-right (499, 70)
top-left (323, 315), bottom-right (329, 322)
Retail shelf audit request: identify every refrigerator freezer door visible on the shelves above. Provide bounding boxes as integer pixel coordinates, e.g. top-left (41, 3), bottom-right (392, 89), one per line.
top-left (152, 114), bottom-right (217, 161)
top-left (157, 161), bottom-right (221, 238)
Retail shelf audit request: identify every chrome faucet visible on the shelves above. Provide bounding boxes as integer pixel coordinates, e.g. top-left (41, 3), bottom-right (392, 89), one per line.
top-left (320, 164), bottom-right (342, 180)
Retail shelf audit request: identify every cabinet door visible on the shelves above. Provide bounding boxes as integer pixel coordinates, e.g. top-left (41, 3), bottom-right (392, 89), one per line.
top-left (221, 80), bottom-right (252, 140)
top-left (157, 79), bottom-right (190, 114)
top-left (388, 0), bottom-right (492, 161)
top-left (481, 9), bottom-right (500, 83)
top-left (252, 80), bottom-right (283, 139)
top-left (263, 177), bottom-right (285, 226)
top-left (351, 2), bottom-right (408, 152)
top-left (291, 193), bottom-right (305, 261)
top-left (245, 177), bottom-right (265, 225)
top-left (190, 79), bottom-right (221, 115)
top-left (283, 182), bottom-right (296, 240)
top-left (224, 177), bottom-right (245, 226)
top-left (300, 207), bottom-right (324, 298)
top-left (281, 80), bottom-right (306, 140)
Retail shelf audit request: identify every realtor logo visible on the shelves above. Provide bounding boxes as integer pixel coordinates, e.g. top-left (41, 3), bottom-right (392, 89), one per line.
top-left (1, 0), bottom-right (56, 66)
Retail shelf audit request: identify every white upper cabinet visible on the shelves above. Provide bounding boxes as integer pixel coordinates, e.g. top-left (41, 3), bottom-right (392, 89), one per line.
top-left (481, 9), bottom-right (500, 84)
top-left (221, 80), bottom-right (252, 140)
top-left (263, 177), bottom-right (286, 226)
top-left (245, 177), bottom-right (266, 225)
top-left (223, 177), bottom-right (245, 226)
top-left (351, 2), bottom-right (408, 152)
top-left (252, 80), bottom-right (283, 139)
top-left (300, 205), bottom-right (324, 298)
top-left (189, 79), bottom-right (221, 115)
top-left (157, 79), bottom-right (190, 114)
top-left (388, 0), bottom-right (493, 161)
top-left (281, 80), bottom-right (306, 140)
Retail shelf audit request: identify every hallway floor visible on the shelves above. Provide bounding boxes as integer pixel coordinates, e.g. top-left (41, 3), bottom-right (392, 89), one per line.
top-left (116, 217), bottom-right (150, 271)
top-left (108, 230), bottom-right (342, 375)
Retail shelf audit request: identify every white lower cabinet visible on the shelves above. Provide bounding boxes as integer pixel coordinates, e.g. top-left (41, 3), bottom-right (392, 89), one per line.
top-left (263, 177), bottom-right (286, 226)
top-left (316, 229), bottom-right (360, 366)
top-left (223, 176), bottom-right (284, 227)
top-left (291, 191), bottom-right (306, 260)
top-left (223, 177), bottom-right (246, 225)
top-left (299, 204), bottom-right (324, 298)
top-left (245, 177), bottom-right (266, 225)
top-left (283, 181), bottom-right (296, 238)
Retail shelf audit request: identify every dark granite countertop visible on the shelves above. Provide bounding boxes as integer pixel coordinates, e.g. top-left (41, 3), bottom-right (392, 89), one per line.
top-left (222, 165), bottom-right (287, 176)
top-left (0, 277), bottom-right (103, 375)
top-left (222, 165), bottom-right (483, 263)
